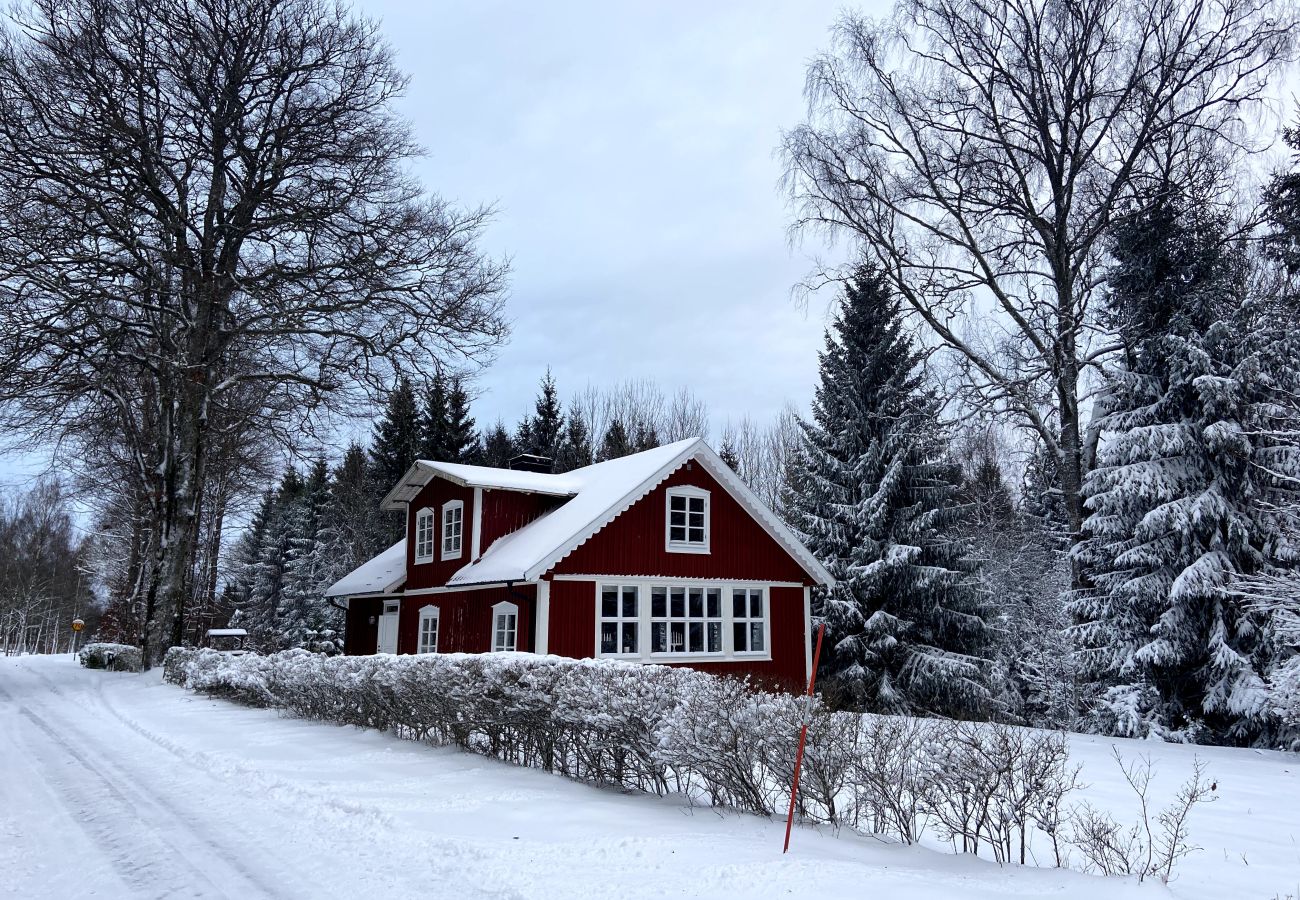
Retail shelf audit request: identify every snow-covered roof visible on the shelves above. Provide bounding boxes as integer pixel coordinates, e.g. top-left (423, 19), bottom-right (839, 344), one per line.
top-left (444, 439), bottom-right (834, 588)
top-left (381, 462), bottom-right (578, 509)
top-left (335, 439), bottom-right (834, 597)
top-left (205, 628), bottom-right (248, 637)
top-left (324, 539), bottom-right (407, 598)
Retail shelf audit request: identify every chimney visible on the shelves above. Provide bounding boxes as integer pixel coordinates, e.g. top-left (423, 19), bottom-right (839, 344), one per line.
top-left (508, 453), bottom-right (553, 474)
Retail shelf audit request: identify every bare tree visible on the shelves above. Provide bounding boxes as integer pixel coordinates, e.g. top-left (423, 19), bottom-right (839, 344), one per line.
top-left (0, 0), bottom-right (508, 663)
top-left (782, 0), bottom-right (1294, 555)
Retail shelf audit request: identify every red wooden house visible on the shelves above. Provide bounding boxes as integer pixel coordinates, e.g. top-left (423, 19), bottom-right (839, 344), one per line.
top-left (326, 438), bottom-right (833, 688)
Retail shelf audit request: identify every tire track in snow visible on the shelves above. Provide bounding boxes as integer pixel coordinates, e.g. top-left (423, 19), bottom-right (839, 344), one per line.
top-left (0, 676), bottom-right (296, 900)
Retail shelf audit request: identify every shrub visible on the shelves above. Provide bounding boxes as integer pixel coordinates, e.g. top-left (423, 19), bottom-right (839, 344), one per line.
top-left (78, 642), bottom-right (143, 672)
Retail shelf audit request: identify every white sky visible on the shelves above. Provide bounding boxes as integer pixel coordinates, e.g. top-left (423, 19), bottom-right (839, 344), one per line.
top-left (1, 1), bottom-right (872, 489)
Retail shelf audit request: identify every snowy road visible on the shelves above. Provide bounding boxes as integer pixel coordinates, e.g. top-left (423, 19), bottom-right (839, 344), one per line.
top-left (0, 655), bottom-right (1292, 899)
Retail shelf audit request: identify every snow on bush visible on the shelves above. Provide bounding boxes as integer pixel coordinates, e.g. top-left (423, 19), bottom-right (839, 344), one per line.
top-left (162, 648), bottom-right (1213, 882)
top-left (78, 642), bottom-right (143, 672)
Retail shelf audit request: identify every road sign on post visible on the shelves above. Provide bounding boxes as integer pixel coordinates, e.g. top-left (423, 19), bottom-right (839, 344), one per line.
top-left (71, 618), bottom-right (84, 632)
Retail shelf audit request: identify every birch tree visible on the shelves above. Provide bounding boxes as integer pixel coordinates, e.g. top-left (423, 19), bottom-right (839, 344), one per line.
top-left (782, 0), bottom-right (1293, 557)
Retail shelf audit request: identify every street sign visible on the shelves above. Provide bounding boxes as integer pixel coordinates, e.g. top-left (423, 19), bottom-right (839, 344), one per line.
top-left (71, 618), bottom-right (84, 632)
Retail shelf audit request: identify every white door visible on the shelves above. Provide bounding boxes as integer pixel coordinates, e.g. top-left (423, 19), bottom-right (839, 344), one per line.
top-left (377, 600), bottom-right (399, 654)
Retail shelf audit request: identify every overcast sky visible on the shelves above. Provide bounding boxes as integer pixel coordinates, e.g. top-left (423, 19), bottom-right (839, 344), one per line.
top-left (0, 1), bottom-right (869, 488)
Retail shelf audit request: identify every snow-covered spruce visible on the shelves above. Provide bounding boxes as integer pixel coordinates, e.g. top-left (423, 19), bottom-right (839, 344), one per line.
top-left (1071, 184), bottom-right (1300, 746)
top-left (785, 266), bottom-right (998, 718)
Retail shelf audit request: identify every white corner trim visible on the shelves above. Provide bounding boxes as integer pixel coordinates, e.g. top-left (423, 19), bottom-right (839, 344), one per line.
top-left (471, 487), bottom-right (483, 560)
top-left (535, 580), bottom-right (550, 654)
top-left (803, 586), bottom-right (813, 684)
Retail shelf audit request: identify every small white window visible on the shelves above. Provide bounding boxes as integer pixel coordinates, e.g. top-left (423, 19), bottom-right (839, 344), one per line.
top-left (665, 487), bottom-right (710, 553)
top-left (731, 588), bottom-right (766, 654)
top-left (491, 601), bottom-right (518, 652)
top-left (599, 584), bottom-right (640, 656)
top-left (417, 605), bottom-right (440, 654)
top-left (441, 500), bottom-right (464, 560)
top-left (414, 508), bottom-right (435, 562)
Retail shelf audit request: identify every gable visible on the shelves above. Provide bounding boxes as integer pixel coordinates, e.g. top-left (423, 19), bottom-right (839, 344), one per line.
top-left (405, 475), bottom-right (476, 591)
top-left (548, 462), bottom-right (814, 584)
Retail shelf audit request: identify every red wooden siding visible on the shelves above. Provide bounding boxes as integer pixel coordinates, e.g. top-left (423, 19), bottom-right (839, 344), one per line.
top-left (405, 477), bottom-right (476, 591)
top-left (398, 584), bottom-right (535, 655)
top-left (479, 490), bottom-right (561, 555)
top-left (546, 579), bottom-right (596, 658)
top-left (344, 598), bottom-right (381, 656)
top-left (549, 464), bottom-right (813, 584)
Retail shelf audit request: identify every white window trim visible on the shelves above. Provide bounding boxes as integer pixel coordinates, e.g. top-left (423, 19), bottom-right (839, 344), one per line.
top-left (417, 604), bottom-right (440, 654)
top-left (441, 499), bottom-right (464, 561)
top-left (664, 486), bottom-right (710, 554)
top-left (414, 507), bottom-right (435, 563)
top-left (491, 600), bottom-right (519, 653)
top-left (593, 578), bottom-right (771, 663)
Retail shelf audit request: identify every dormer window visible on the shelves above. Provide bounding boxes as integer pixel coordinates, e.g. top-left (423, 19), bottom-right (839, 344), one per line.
top-left (441, 499), bottom-right (464, 560)
top-left (665, 486), bottom-right (709, 553)
top-left (414, 508), bottom-right (435, 562)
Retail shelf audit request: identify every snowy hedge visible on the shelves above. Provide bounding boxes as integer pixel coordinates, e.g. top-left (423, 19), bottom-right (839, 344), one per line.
top-left (78, 642), bottom-right (143, 672)
top-left (164, 648), bottom-right (1085, 850)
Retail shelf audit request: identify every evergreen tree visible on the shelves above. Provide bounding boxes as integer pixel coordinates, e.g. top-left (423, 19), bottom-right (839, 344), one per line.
top-left (481, 421), bottom-right (515, 468)
top-left (1070, 184), bottom-right (1289, 743)
top-left (554, 416), bottom-right (594, 473)
top-left (419, 374), bottom-right (451, 462)
top-left (279, 459), bottom-right (341, 652)
top-left (717, 438), bottom-right (741, 472)
top-left (369, 376), bottom-right (421, 491)
top-left (786, 266), bottom-right (996, 718)
top-left (445, 377), bottom-right (478, 463)
top-left (512, 415), bottom-right (533, 460)
top-left (597, 418), bottom-right (633, 461)
top-left (1021, 438), bottom-right (1070, 548)
top-left (527, 369), bottom-right (565, 459)
top-left (631, 418), bottom-right (659, 453)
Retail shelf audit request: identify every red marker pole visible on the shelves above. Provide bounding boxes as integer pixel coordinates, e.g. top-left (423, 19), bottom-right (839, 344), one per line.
top-left (783, 621), bottom-right (826, 854)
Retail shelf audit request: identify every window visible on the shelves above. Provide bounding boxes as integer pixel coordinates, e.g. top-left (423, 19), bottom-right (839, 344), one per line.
top-left (492, 601), bottom-right (518, 652)
top-left (665, 487), bottom-right (709, 553)
top-left (417, 605), bottom-right (440, 654)
top-left (649, 586), bottom-right (722, 655)
top-left (441, 500), bottom-right (464, 560)
top-left (414, 508), bottom-right (435, 562)
top-left (731, 588), bottom-right (766, 654)
top-left (595, 581), bottom-right (768, 661)
top-left (599, 585), bottom-right (640, 655)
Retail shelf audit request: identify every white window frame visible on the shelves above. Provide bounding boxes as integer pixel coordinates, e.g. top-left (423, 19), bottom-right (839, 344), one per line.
top-left (417, 604), bottom-right (440, 654)
top-left (441, 499), bottom-right (464, 561)
top-left (594, 579), bottom-right (770, 663)
top-left (730, 587), bottom-right (768, 657)
top-left (665, 486), bottom-right (710, 554)
top-left (414, 507), bottom-right (435, 563)
top-left (491, 600), bottom-right (518, 652)
top-left (598, 584), bottom-right (641, 657)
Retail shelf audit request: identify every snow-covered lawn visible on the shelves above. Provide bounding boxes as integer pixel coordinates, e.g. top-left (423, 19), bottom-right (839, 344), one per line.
top-left (0, 654), bottom-right (1295, 900)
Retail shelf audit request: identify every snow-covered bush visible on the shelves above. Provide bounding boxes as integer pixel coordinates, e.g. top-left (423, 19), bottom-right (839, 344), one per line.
top-left (78, 642), bottom-right (142, 672)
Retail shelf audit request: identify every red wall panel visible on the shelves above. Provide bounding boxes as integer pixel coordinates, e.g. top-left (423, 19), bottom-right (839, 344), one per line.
top-left (344, 598), bottom-right (380, 656)
top-left (479, 490), bottom-right (561, 554)
top-left (549, 464), bottom-right (812, 584)
top-left (404, 478), bottom-right (477, 591)
top-left (398, 584), bottom-right (535, 655)
top-left (546, 579), bottom-right (596, 658)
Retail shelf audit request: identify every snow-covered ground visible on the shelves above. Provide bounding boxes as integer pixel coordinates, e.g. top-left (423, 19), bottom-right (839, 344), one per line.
top-left (0, 654), bottom-right (1295, 900)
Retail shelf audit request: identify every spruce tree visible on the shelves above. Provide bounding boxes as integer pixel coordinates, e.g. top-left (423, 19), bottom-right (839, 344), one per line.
top-left (419, 374), bottom-right (451, 462)
top-left (597, 418), bottom-right (633, 461)
top-left (631, 418), bottom-right (659, 453)
top-left (717, 438), bottom-right (742, 472)
top-left (445, 377), bottom-right (478, 463)
top-left (554, 416), bottom-right (594, 473)
top-left (369, 376), bottom-right (421, 491)
top-left (786, 266), bottom-right (995, 718)
top-left (481, 421), bottom-right (515, 468)
top-left (1070, 185), bottom-right (1288, 743)
top-left (280, 459), bottom-right (341, 652)
top-left (528, 369), bottom-right (565, 459)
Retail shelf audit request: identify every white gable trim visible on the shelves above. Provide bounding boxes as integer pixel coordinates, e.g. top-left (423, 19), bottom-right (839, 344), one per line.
top-left (522, 441), bottom-right (834, 587)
